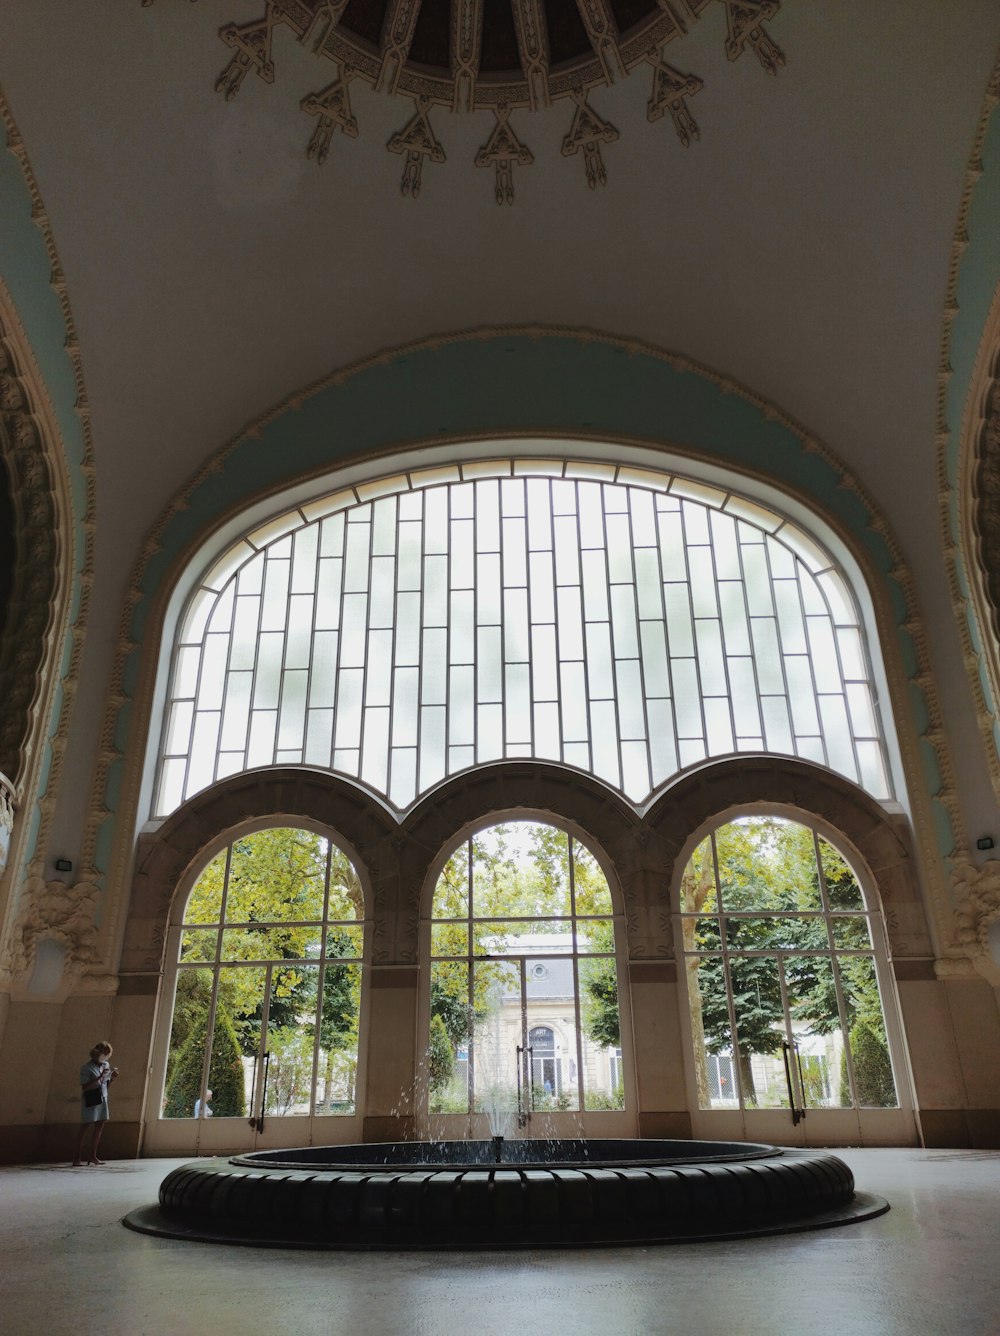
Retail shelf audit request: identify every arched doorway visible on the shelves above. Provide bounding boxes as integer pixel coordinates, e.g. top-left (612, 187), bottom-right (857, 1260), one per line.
top-left (677, 814), bottom-right (915, 1145)
top-left (144, 824), bottom-right (368, 1155)
top-left (422, 818), bottom-right (636, 1140)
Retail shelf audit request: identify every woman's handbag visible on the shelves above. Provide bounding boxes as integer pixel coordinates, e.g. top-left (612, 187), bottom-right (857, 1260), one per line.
top-left (84, 1087), bottom-right (103, 1108)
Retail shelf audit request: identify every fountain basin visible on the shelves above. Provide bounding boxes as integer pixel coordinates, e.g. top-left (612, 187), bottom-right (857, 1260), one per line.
top-left (124, 1139), bottom-right (887, 1248)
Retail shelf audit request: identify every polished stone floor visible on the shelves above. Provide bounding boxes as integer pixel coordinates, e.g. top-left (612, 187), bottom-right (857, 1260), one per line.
top-left (1, 1148), bottom-right (998, 1336)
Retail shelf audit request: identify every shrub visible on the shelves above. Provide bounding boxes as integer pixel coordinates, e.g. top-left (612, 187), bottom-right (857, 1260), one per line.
top-left (427, 1013), bottom-right (455, 1093)
top-left (165, 1007), bottom-right (246, 1118)
top-left (840, 1021), bottom-right (895, 1108)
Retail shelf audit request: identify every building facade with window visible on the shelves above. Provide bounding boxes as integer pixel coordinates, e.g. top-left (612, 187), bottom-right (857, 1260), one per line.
top-left (1, 6), bottom-right (1000, 1161)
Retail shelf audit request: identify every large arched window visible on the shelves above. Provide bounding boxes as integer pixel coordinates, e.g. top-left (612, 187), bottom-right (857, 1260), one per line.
top-left (154, 459), bottom-right (892, 816)
top-left (679, 815), bottom-right (909, 1141)
top-left (156, 826), bottom-right (365, 1137)
top-left (427, 820), bottom-right (626, 1124)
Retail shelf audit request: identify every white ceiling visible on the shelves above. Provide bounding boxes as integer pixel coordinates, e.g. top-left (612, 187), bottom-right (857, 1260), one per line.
top-left (3, 5), bottom-right (999, 695)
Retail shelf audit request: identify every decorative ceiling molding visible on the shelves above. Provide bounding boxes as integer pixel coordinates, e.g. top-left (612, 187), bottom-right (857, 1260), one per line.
top-left (0, 95), bottom-right (97, 994)
top-left (0, 333), bottom-right (60, 791)
top-left (82, 327), bottom-right (961, 990)
top-left (141, 0), bottom-right (785, 199)
top-left (972, 345), bottom-right (1000, 647)
top-left (937, 54), bottom-right (1000, 806)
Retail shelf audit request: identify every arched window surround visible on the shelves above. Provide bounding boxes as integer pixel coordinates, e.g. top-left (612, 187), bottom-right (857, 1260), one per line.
top-left (124, 757), bottom-right (931, 1150)
top-left (141, 441), bottom-right (907, 830)
top-left (669, 802), bottom-right (916, 1132)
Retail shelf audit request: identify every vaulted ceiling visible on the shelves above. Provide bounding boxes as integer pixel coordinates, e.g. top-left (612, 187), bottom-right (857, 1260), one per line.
top-left (2, 2), bottom-right (998, 650)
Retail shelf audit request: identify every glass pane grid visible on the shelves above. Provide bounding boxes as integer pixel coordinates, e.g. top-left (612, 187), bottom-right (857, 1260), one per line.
top-left (156, 465), bottom-right (893, 815)
top-left (429, 822), bottom-right (625, 1116)
top-left (164, 828), bottom-right (365, 1121)
top-left (682, 817), bottom-right (899, 1114)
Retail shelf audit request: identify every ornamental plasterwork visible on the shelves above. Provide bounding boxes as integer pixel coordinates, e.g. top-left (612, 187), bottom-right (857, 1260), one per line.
top-left (938, 58), bottom-right (1000, 805)
top-left (89, 327), bottom-right (961, 978)
top-left (0, 337), bottom-right (59, 794)
top-left (142, 0), bottom-right (784, 199)
top-left (0, 99), bottom-right (97, 993)
top-left (950, 859), bottom-right (1000, 984)
top-left (960, 306), bottom-right (1000, 794)
top-left (973, 358), bottom-right (1000, 646)
top-left (0, 870), bottom-right (111, 997)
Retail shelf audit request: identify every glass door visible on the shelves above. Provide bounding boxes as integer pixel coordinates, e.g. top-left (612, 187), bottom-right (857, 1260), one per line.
top-left (424, 820), bottom-right (635, 1140)
top-left (145, 827), bottom-right (366, 1155)
top-left (680, 817), bottom-right (915, 1146)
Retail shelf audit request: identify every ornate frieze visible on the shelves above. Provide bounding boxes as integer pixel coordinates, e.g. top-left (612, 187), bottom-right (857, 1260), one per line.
top-left (974, 365), bottom-right (1000, 646)
top-left (145, 0), bottom-right (786, 201)
top-left (475, 108), bottom-right (533, 205)
top-left (951, 859), bottom-right (1000, 983)
top-left (0, 865), bottom-right (107, 995)
top-left (301, 69), bottom-right (359, 165)
top-left (386, 100), bottom-right (446, 197)
top-left (646, 54), bottom-right (702, 146)
top-left (561, 92), bottom-right (618, 189)
top-left (0, 342), bottom-right (58, 790)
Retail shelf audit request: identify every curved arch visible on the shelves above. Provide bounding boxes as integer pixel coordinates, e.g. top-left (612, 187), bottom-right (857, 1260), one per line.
top-left (0, 94), bottom-right (96, 994)
top-left (646, 755), bottom-right (931, 960)
top-left (124, 767), bottom-right (396, 980)
top-left (940, 58), bottom-right (1000, 809)
top-left (150, 454), bottom-right (895, 819)
top-left (91, 329), bottom-right (958, 991)
top-left (405, 761), bottom-right (639, 932)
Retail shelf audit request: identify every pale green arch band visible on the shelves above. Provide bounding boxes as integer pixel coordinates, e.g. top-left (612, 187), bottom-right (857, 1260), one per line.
top-left (97, 329), bottom-right (951, 877)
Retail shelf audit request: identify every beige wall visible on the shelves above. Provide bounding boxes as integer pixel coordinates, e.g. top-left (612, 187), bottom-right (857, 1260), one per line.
top-left (2, 757), bottom-right (998, 1161)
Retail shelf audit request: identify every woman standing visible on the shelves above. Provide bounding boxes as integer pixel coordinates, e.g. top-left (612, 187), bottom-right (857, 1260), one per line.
top-left (74, 1042), bottom-right (118, 1166)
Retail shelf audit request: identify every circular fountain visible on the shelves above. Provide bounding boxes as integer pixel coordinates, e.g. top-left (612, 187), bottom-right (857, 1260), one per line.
top-left (124, 1138), bottom-right (887, 1248)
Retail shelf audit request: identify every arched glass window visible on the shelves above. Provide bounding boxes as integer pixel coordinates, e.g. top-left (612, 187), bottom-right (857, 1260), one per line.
top-left (680, 816), bottom-right (901, 1122)
top-left (428, 820), bottom-right (624, 1120)
top-left (155, 459), bottom-right (891, 816)
top-left (160, 826), bottom-right (364, 1123)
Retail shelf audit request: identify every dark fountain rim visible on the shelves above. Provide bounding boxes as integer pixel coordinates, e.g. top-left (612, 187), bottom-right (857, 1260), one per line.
top-left (123, 1138), bottom-right (889, 1250)
top-left (230, 1137), bottom-right (781, 1172)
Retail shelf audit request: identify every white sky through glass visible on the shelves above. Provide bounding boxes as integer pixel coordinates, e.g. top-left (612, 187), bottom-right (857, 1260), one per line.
top-left (154, 462), bottom-right (892, 815)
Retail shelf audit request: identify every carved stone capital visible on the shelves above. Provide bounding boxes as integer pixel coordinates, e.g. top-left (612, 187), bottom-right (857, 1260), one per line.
top-left (0, 866), bottom-right (104, 993)
top-left (949, 859), bottom-right (1000, 982)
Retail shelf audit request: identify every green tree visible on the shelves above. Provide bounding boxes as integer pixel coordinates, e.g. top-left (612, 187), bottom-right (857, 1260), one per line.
top-left (164, 1005), bottom-right (245, 1118)
top-left (580, 954), bottom-right (620, 1048)
top-left (172, 827), bottom-right (364, 1115)
top-left (430, 971), bottom-right (471, 1052)
top-left (685, 817), bottom-right (893, 1109)
top-left (427, 1013), bottom-right (455, 1093)
top-left (840, 1021), bottom-right (895, 1107)
top-left (165, 968), bottom-right (213, 1089)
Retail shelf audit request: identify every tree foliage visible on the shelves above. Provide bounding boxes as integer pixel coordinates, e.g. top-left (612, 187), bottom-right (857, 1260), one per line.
top-left (165, 1005), bottom-right (245, 1118)
top-left (683, 817), bottom-right (895, 1108)
top-left (168, 826), bottom-right (364, 1116)
top-left (427, 1013), bottom-right (455, 1093)
top-left (841, 1021), bottom-right (895, 1107)
top-left (428, 820), bottom-right (623, 1110)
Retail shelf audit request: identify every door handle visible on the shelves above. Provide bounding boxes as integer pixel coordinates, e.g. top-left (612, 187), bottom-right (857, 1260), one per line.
top-left (247, 1052), bottom-right (259, 1129)
top-left (516, 1044), bottom-right (533, 1127)
top-left (781, 1039), bottom-right (805, 1126)
top-left (255, 1050), bottom-right (271, 1134)
top-left (794, 1042), bottom-right (808, 1119)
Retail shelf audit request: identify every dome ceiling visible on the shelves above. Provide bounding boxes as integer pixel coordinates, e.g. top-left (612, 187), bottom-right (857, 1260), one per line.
top-left (142, 0), bottom-right (784, 198)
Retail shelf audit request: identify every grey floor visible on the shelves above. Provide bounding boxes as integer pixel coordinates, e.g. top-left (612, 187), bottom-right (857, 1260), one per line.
top-left (1, 1149), bottom-right (999, 1336)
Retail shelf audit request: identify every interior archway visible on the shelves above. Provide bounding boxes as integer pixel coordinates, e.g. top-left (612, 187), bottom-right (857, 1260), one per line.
top-left (675, 810), bottom-right (916, 1147)
top-left (421, 814), bottom-right (636, 1141)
